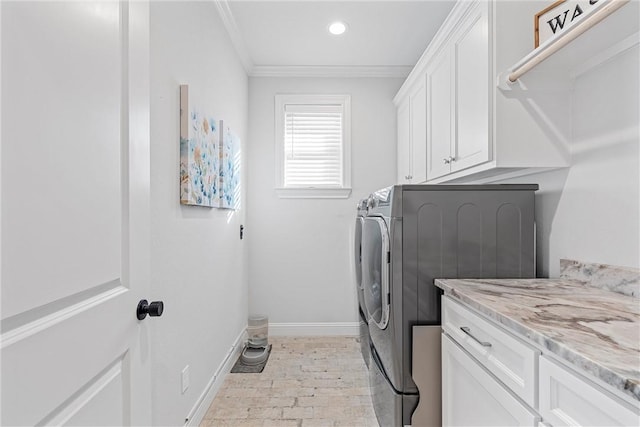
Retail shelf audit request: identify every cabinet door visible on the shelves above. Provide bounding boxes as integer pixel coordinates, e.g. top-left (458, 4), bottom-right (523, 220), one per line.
top-left (539, 356), bottom-right (640, 427)
top-left (426, 46), bottom-right (453, 180)
top-left (452, 1), bottom-right (490, 172)
top-left (397, 98), bottom-right (411, 183)
top-left (410, 80), bottom-right (427, 183)
top-left (442, 334), bottom-right (539, 427)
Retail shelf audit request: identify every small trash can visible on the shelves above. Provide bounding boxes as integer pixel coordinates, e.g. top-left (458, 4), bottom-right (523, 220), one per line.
top-left (247, 315), bottom-right (268, 348)
top-left (241, 315), bottom-right (269, 366)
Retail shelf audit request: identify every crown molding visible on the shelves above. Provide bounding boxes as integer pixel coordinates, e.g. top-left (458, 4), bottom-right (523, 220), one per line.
top-left (250, 65), bottom-right (412, 78)
top-left (394, 0), bottom-right (475, 103)
top-left (214, 0), bottom-right (412, 79)
top-left (214, 0), bottom-right (254, 73)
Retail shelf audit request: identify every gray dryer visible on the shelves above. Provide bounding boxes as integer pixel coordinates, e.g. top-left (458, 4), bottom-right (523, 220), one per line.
top-left (361, 184), bottom-right (538, 426)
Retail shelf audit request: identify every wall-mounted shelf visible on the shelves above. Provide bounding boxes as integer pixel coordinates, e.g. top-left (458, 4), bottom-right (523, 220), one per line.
top-left (501, 0), bottom-right (638, 87)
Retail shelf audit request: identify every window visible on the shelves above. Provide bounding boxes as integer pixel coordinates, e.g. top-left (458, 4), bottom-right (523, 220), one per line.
top-left (275, 94), bottom-right (351, 198)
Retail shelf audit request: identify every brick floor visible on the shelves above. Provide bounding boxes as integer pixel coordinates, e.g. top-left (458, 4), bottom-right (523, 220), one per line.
top-left (200, 336), bottom-right (379, 427)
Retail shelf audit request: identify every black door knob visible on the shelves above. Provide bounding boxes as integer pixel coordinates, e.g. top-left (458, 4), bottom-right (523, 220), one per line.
top-left (137, 299), bottom-right (164, 320)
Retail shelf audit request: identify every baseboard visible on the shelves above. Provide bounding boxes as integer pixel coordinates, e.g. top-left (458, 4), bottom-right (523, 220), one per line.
top-left (269, 322), bottom-right (359, 336)
top-left (184, 322), bottom-right (359, 425)
top-left (185, 328), bottom-right (247, 427)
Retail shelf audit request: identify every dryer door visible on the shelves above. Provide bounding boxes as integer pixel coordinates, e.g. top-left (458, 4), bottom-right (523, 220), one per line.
top-left (354, 216), bottom-right (368, 317)
top-left (354, 217), bottom-right (363, 289)
top-left (362, 216), bottom-right (390, 330)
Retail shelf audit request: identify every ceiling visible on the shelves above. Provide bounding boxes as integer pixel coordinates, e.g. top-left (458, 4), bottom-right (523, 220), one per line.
top-left (218, 0), bottom-right (456, 77)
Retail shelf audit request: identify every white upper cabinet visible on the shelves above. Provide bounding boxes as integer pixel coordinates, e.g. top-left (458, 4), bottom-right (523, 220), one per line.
top-left (426, 44), bottom-right (453, 180)
top-left (396, 0), bottom-right (577, 184)
top-left (396, 77), bottom-right (427, 184)
top-left (452, 3), bottom-right (490, 173)
top-left (397, 97), bottom-right (411, 183)
top-left (427, 1), bottom-right (489, 180)
top-left (411, 81), bottom-right (427, 183)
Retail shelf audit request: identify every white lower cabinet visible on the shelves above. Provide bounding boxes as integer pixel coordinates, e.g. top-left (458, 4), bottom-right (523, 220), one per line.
top-left (442, 334), bottom-right (539, 426)
top-left (539, 356), bottom-right (640, 427)
top-left (442, 296), bottom-right (640, 427)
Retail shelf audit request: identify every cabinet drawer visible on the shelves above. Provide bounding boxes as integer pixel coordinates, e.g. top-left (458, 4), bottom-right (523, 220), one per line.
top-left (443, 334), bottom-right (539, 426)
top-left (539, 356), bottom-right (640, 427)
top-left (442, 296), bottom-right (539, 407)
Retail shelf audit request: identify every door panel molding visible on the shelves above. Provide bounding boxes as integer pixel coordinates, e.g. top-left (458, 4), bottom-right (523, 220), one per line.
top-left (2, 291), bottom-right (133, 426)
top-left (1, 282), bottom-right (127, 348)
top-left (1, 280), bottom-right (124, 336)
top-left (39, 356), bottom-right (126, 427)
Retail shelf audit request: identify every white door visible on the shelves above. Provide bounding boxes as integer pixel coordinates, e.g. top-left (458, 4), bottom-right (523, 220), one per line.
top-left (1, 1), bottom-right (152, 425)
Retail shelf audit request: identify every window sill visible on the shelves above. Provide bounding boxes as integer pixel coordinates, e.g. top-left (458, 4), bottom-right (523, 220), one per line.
top-left (275, 187), bottom-right (352, 199)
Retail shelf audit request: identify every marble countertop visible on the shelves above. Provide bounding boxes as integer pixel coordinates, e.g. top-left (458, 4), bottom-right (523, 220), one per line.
top-left (434, 278), bottom-right (640, 402)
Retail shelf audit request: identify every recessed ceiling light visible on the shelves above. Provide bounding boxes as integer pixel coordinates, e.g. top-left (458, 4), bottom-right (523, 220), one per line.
top-left (328, 21), bottom-right (347, 35)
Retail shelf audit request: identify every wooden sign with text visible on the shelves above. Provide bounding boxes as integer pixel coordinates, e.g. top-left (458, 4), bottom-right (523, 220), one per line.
top-left (535, 0), bottom-right (602, 47)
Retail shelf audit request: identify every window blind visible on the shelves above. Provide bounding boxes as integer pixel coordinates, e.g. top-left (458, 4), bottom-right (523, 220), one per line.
top-left (283, 104), bottom-right (344, 187)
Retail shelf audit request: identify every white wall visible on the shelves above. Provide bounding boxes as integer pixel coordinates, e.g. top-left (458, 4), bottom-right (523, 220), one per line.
top-left (149, 2), bottom-right (248, 425)
top-left (499, 45), bottom-right (639, 277)
top-left (246, 77), bottom-right (402, 325)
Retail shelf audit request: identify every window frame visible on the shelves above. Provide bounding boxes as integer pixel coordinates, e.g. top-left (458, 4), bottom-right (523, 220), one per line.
top-left (274, 94), bottom-right (352, 199)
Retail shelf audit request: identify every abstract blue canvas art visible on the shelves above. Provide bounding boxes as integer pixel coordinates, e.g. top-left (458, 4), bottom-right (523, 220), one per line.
top-left (179, 84), bottom-right (220, 207)
top-left (218, 120), bottom-right (241, 210)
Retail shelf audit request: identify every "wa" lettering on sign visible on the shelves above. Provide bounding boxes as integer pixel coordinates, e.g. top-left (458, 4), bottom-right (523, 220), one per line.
top-left (535, 0), bottom-right (601, 47)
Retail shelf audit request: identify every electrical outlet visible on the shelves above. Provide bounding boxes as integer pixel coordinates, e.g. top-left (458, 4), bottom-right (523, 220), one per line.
top-left (181, 365), bottom-right (190, 394)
